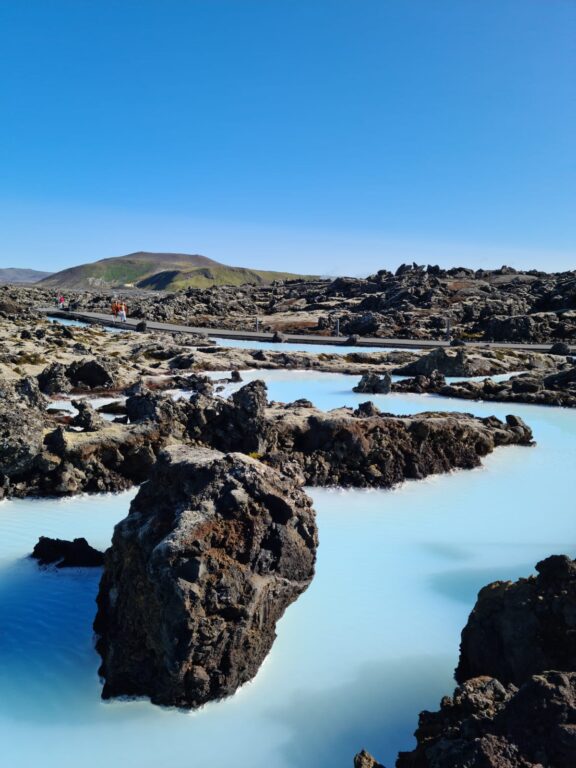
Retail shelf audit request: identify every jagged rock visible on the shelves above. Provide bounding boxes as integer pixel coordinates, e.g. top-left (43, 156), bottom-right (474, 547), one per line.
top-left (31, 536), bottom-right (104, 567)
top-left (456, 555), bottom-right (576, 687)
top-left (70, 400), bottom-right (106, 431)
top-left (353, 372), bottom-right (392, 394)
top-left (38, 362), bottom-right (72, 394)
top-left (395, 347), bottom-right (479, 377)
top-left (135, 321), bottom-right (147, 332)
top-left (354, 750), bottom-right (385, 768)
top-left (66, 358), bottom-right (115, 389)
top-left (0, 377), bottom-right (45, 481)
top-left (396, 672), bottom-right (576, 768)
top-left (94, 445), bottom-right (318, 707)
top-left (272, 331), bottom-right (287, 343)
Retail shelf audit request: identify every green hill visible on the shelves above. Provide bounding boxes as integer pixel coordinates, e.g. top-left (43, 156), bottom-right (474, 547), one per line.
top-left (39, 252), bottom-right (315, 290)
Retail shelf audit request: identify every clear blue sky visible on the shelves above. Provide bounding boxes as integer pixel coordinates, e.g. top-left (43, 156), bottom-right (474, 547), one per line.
top-left (0, 0), bottom-right (574, 276)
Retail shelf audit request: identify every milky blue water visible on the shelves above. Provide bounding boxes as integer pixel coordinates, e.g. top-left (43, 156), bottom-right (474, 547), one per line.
top-left (2, 370), bottom-right (575, 768)
top-left (214, 336), bottom-right (402, 355)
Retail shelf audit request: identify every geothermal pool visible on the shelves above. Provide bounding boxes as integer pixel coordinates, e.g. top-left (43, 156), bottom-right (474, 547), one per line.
top-left (1, 371), bottom-right (575, 768)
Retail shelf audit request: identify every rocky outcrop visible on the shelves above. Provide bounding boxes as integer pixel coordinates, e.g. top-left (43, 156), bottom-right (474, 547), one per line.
top-left (456, 555), bottom-right (576, 687)
top-left (0, 376), bottom-right (45, 482)
top-left (353, 372), bottom-right (392, 394)
top-left (396, 672), bottom-right (576, 768)
top-left (262, 402), bottom-right (533, 488)
top-left (70, 400), bottom-right (106, 431)
top-left (31, 536), bottom-right (104, 567)
top-left (94, 446), bottom-right (318, 707)
top-left (382, 556), bottom-right (576, 768)
top-left (354, 750), bottom-right (385, 768)
top-left (390, 367), bottom-right (576, 408)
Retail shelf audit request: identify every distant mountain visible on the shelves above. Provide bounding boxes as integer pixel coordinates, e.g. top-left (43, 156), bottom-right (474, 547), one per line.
top-left (38, 252), bottom-right (315, 290)
top-left (0, 268), bottom-right (53, 284)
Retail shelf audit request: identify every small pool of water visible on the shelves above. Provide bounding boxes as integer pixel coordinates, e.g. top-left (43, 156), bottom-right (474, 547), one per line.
top-left (214, 336), bottom-right (407, 355)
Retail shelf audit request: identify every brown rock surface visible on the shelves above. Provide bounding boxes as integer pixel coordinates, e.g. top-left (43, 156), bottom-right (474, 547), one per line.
top-left (94, 445), bottom-right (318, 707)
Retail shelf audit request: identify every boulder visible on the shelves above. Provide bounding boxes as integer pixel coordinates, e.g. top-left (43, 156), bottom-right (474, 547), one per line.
top-left (66, 359), bottom-right (115, 389)
top-left (38, 362), bottom-right (72, 395)
top-left (94, 445), bottom-right (318, 707)
top-left (550, 341), bottom-right (571, 355)
top-left (353, 372), bottom-right (392, 394)
top-left (70, 400), bottom-right (106, 431)
top-left (31, 536), bottom-right (104, 567)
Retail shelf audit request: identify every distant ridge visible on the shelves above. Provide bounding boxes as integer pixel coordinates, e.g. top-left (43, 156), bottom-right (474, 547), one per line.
top-left (0, 268), bottom-right (53, 284)
top-left (39, 251), bottom-right (316, 290)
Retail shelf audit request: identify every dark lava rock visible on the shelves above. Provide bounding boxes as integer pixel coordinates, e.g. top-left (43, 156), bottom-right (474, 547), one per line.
top-left (272, 331), bottom-right (287, 343)
top-left (353, 372), bottom-right (392, 394)
top-left (135, 320), bottom-right (147, 332)
top-left (94, 445), bottom-right (318, 708)
top-left (70, 400), bottom-right (106, 431)
top-left (550, 342), bottom-right (570, 356)
top-left (395, 347), bottom-right (473, 377)
top-left (456, 555), bottom-right (576, 687)
top-left (32, 536), bottom-right (104, 567)
top-left (38, 362), bottom-right (72, 395)
top-left (0, 377), bottom-right (45, 481)
top-left (354, 750), bottom-right (385, 768)
top-left (397, 671), bottom-right (576, 768)
top-left (67, 359), bottom-right (115, 389)
top-left (449, 337), bottom-right (467, 347)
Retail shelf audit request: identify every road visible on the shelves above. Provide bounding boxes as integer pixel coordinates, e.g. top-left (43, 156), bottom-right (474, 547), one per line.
top-left (39, 308), bottom-right (574, 354)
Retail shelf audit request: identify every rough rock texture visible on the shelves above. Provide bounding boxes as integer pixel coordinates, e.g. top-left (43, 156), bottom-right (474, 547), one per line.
top-left (31, 536), bottom-right (104, 567)
top-left (0, 376), bottom-right (45, 481)
top-left (353, 372), bottom-right (392, 394)
top-left (396, 672), bottom-right (576, 768)
top-left (354, 750), bottom-right (385, 768)
top-left (70, 400), bottom-right (106, 431)
top-left (386, 557), bottom-right (576, 768)
top-left (390, 365), bottom-right (576, 408)
top-left (94, 445), bottom-right (318, 708)
top-left (456, 555), bottom-right (576, 687)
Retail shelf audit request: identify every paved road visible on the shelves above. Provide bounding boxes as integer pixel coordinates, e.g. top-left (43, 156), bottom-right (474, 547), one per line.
top-left (40, 308), bottom-right (574, 354)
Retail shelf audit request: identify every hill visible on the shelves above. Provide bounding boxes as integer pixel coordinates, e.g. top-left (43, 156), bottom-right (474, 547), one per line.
top-left (0, 268), bottom-right (53, 284)
top-left (39, 252), bottom-right (315, 290)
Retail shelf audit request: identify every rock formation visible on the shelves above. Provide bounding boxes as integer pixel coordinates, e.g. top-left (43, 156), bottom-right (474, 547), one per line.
top-left (94, 445), bottom-right (318, 707)
top-left (353, 372), bottom-right (392, 394)
top-left (456, 555), bottom-right (576, 686)
top-left (31, 536), bottom-right (104, 567)
top-left (378, 556), bottom-right (576, 768)
top-left (396, 672), bottom-right (576, 768)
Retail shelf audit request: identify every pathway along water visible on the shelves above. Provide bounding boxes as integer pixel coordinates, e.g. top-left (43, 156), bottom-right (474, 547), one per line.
top-left (43, 308), bottom-right (576, 353)
top-left (1, 373), bottom-right (574, 768)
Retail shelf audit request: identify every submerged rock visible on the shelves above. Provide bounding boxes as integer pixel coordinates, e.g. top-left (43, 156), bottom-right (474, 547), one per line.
top-left (31, 536), bottom-right (104, 567)
top-left (94, 445), bottom-right (318, 708)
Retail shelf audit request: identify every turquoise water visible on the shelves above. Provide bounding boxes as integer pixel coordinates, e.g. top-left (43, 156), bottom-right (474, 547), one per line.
top-left (1, 371), bottom-right (575, 767)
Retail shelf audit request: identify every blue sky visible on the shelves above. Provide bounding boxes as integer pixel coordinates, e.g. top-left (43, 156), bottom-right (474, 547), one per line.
top-left (0, 0), bottom-right (574, 276)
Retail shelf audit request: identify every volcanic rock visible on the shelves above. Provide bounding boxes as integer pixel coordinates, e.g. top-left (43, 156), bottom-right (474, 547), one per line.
top-left (31, 536), bottom-right (104, 567)
top-left (396, 672), bottom-right (576, 768)
top-left (456, 555), bottom-right (576, 687)
top-left (94, 445), bottom-right (318, 707)
top-left (353, 372), bottom-right (392, 394)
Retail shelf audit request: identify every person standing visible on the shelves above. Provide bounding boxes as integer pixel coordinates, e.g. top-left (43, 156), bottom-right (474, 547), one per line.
top-left (118, 302), bottom-right (127, 323)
